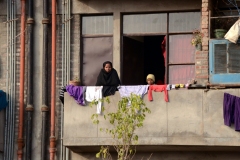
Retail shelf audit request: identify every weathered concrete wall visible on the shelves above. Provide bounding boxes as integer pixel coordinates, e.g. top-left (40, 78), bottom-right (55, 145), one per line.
top-left (64, 89), bottom-right (240, 148)
top-left (70, 151), bottom-right (240, 160)
top-left (72, 0), bottom-right (201, 13)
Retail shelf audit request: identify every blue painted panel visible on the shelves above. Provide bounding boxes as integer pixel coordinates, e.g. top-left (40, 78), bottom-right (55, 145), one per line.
top-left (209, 39), bottom-right (240, 84)
top-left (210, 74), bottom-right (240, 84)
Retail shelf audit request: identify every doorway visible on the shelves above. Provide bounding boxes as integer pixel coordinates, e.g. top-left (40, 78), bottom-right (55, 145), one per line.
top-left (122, 35), bottom-right (166, 85)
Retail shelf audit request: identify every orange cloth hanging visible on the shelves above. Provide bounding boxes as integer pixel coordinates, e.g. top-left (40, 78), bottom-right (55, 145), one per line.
top-left (148, 85), bottom-right (168, 102)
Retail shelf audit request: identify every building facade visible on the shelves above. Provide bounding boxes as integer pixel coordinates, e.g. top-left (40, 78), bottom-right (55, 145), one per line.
top-left (0, 0), bottom-right (240, 159)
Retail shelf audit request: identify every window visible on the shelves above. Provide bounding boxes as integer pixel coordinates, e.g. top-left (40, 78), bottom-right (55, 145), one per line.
top-left (122, 12), bottom-right (200, 85)
top-left (209, 39), bottom-right (240, 84)
top-left (169, 12), bottom-right (201, 32)
top-left (81, 15), bottom-right (113, 86)
top-left (123, 13), bottom-right (167, 34)
top-left (168, 12), bottom-right (200, 84)
top-left (168, 35), bottom-right (196, 84)
top-left (82, 15), bottom-right (113, 35)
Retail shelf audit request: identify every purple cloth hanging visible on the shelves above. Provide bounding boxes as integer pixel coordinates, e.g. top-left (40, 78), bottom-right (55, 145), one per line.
top-left (234, 96), bottom-right (240, 131)
top-left (66, 85), bottom-right (86, 106)
top-left (223, 93), bottom-right (236, 126)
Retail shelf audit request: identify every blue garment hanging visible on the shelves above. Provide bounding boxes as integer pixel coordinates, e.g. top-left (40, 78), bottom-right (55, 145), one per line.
top-left (0, 90), bottom-right (8, 111)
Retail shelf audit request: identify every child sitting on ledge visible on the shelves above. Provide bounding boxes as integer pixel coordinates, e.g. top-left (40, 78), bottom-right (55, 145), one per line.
top-left (146, 74), bottom-right (155, 85)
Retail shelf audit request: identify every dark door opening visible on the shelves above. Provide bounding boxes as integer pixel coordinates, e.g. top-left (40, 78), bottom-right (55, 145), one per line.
top-left (122, 35), bottom-right (166, 85)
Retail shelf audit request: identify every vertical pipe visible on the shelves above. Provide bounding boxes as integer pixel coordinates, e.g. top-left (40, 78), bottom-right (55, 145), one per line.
top-left (12, 0), bottom-right (17, 158)
top-left (5, 0), bottom-right (17, 159)
top-left (67, 0), bottom-right (71, 81)
top-left (67, 0), bottom-right (69, 82)
top-left (25, 0), bottom-right (34, 159)
top-left (4, 0), bottom-right (10, 159)
top-left (41, 0), bottom-right (49, 158)
top-left (64, 1), bottom-right (67, 82)
top-left (61, 0), bottom-right (66, 159)
top-left (9, 1), bottom-right (13, 158)
top-left (9, 3), bottom-right (12, 159)
top-left (60, 1), bottom-right (65, 160)
top-left (50, 0), bottom-right (57, 159)
top-left (18, 0), bottom-right (26, 159)
top-left (8, 2), bottom-right (14, 159)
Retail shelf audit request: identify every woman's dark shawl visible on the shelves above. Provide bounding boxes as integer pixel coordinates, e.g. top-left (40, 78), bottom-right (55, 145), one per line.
top-left (95, 68), bottom-right (121, 97)
top-left (96, 68), bottom-right (121, 86)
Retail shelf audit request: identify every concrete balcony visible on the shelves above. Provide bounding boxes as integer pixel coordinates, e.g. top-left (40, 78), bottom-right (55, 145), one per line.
top-left (64, 89), bottom-right (240, 153)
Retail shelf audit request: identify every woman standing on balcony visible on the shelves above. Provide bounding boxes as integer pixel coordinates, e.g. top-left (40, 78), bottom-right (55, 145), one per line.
top-left (95, 61), bottom-right (121, 97)
top-left (96, 61), bottom-right (121, 86)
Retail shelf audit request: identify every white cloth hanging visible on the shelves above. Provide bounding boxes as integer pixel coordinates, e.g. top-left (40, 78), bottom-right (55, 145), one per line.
top-left (224, 19), bottom-right (240, 44)
top-left (85, 86), bottom-right (103, 114)
top-left (118, 85), bottom-right (149, 98)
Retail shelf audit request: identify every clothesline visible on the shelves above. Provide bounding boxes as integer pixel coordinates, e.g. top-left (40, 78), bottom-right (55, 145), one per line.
top-left (60, 85), bottom-right (175, 114)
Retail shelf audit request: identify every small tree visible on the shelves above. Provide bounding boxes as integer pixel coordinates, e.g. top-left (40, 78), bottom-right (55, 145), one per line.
top-left (90, 94), bottom-right (151, 160)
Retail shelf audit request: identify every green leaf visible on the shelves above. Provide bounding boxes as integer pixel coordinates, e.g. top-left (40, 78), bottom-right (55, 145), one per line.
top-left (96, 152), bottom-right (100, 158)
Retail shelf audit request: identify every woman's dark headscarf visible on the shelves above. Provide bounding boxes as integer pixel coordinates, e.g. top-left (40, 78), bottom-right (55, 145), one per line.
top-left (95, 61), bottom-right (121, 86)
top-left (103, 61), bottom-right (112, 68)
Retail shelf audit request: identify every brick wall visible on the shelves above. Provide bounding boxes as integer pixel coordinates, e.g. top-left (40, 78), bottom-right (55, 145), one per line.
top-left (195, 0), bottom-right (211, 85)
top-left (0, 16), bottom-right (7, 153)
top-left (0, 16), bottom-right (8, 92)
top-left (71, 15), bottom-right (81, 79)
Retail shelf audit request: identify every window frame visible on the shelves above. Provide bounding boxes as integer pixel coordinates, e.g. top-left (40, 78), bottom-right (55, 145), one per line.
top-left (209, 39), bottom-right (240, 84)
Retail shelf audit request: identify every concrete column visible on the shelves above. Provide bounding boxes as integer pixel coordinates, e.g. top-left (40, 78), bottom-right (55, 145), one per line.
top-left (32, 0), bottom-right (43, 159)
top-left (113, 11), bottom-right (121, 78)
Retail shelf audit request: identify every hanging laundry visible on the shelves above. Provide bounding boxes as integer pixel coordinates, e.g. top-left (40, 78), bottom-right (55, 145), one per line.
top-left (223, 93), bottom-right (236, 127)
top-left (66, 85), bottom-right (86, 106)
top-left (161, 36), bottom-right (167, 84)
top-left (166, 84), bottom-right (171, 91)
top-left (59, 86), bottom-right (67, 104)
top-left (85, 86), bottom-right (103, 114)
top-left (0, 90), bottom-right (8, 111)
top-left (148, 85), bottom-right (168, 102)
top-left (224, 19), bottom-right (240, 44)
top-left (102, 86), bottom-right (118, 97)
top-left (234, 96), bottom-right (240, 131)
top-left (118, 85), bottom-right (149, 98)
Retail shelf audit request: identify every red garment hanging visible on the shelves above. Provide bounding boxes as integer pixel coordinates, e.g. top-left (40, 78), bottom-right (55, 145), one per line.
top-left (161, 36), bottom-right (166, 84)
top-left (148, 85), bottom-right (168, 102)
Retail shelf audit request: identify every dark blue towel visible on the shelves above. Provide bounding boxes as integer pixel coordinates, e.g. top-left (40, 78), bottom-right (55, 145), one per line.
top-left (0, 90), bottom-right (8, 111)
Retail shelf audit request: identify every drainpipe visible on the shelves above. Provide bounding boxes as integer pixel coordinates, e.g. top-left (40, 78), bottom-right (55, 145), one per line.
top-left (41, 0), bottom-right (49, 158)
top-left (50, 0), bottom-right (56, 159)
top-left (18, 0), bottom-right (26, 159)
top-left (25, 0), bottom-right (34, 159)
top-left (4, 0), bottom-right (17, 159)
